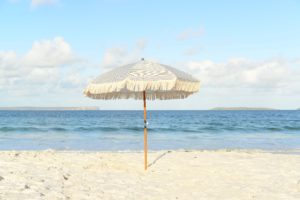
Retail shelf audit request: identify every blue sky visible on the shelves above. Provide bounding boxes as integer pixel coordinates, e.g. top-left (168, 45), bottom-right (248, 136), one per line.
top-left (0, 0), bottom-right (300, 109)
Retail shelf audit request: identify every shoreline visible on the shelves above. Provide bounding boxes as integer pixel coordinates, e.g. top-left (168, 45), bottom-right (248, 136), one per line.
top-left (1, 148), bottom-right (300, 153)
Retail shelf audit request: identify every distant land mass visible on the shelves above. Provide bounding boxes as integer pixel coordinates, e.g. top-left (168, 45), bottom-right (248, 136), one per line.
top-left (211, 107), bottom-right (278, 111)
top-left (0, 107), bottom-right (99, 111)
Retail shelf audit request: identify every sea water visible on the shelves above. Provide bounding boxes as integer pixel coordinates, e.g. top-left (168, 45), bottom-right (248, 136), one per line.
top-left (0, 110), bottom-right (300, 150)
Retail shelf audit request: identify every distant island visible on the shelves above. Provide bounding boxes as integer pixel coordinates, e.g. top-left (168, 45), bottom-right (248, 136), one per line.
top-left (0, 107), bottom-right (99, 111)
top-left (211, 107), bottom-right (277, 111)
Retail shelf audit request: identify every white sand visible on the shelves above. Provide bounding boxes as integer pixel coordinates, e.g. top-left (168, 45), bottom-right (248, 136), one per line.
top-left (0, 150), bottom-right (300, 200)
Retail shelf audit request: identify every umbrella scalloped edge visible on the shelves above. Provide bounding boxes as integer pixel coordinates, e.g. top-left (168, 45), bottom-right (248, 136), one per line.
top-left (83, 78), bottom-right (200, 100)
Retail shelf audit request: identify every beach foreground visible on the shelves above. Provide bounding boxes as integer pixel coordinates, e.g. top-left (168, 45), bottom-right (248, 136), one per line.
top-left (0, 150), bottom-right (300, 200)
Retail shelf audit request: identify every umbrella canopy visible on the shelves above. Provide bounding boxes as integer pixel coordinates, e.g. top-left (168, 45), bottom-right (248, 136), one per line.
top-left (84, 59), bottom-right (200, 170)
top-left (84, 59), bottom-right (200, 100)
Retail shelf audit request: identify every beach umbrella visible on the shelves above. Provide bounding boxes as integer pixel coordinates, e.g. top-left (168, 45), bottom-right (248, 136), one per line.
top-left (84, 58), bottom-right (200, 170)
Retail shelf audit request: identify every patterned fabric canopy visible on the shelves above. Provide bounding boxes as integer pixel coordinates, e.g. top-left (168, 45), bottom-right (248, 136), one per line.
top-left (84, 59), bottom-right (200, 100)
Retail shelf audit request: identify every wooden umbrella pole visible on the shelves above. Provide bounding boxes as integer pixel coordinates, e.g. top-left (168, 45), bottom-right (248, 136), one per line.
top-left (143, 91), bottom-right (148, 170)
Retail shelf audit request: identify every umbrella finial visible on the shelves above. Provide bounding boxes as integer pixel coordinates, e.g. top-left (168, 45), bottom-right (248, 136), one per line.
top-left (141, 58), bottom-right (145, 61)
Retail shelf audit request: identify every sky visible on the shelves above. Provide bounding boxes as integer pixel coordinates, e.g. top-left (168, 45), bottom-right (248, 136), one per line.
top-left (0, 0), bottom-right (300, 110)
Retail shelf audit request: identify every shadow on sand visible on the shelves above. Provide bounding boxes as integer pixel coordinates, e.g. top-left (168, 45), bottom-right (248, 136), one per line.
top-left (148, 150), bottom-right (172, 168)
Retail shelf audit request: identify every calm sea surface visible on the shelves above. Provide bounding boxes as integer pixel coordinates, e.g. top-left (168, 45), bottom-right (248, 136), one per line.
top-left (0, 110), bottom-right (299, 150)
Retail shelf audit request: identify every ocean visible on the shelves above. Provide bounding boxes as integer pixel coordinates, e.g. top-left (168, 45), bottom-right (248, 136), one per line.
top-left (0, 110), bottom-right (299, 151)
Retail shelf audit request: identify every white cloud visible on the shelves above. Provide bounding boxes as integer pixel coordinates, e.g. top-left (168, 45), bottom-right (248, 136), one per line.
top-left (31, 0), bottom-right (58, 7)
top-left (186, 58), bottom-right (300, 94)
top-left (0, 37), bottom-right (85, 95)
top-left (23, 37), bottom-right (77, 67)
top-left (102, 47), bottom-right (127, 68)
top-left (177, 27), bottom-right (204, 41)
top-left (136, 39), bottom-right (147, 50)
top-left (101, 39), bottom-right (148, 68)
top-left (183, 46), bottom-right (202, 56)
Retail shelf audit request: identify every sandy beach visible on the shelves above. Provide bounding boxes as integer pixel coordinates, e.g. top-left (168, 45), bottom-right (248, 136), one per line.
top-left (0, 150), bottom-right (299, 199)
